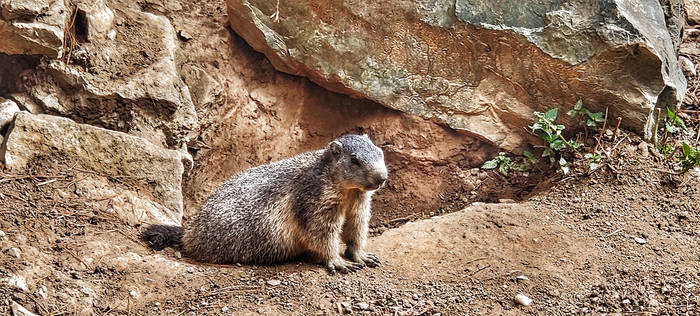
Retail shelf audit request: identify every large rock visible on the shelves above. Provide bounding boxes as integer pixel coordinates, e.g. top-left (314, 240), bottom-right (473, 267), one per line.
top-left (0, 0), bottom-right (67, 57)
top-left (0, 112), bottom-right (188, 224)
top-left (688, 0), bottom-right (700, 25)
top-left (19, 4), bottom-right (197, 148)
top-left (0, 97), bottom-right (20, 130)
top-left (227, 0), bottom-right (687, 150)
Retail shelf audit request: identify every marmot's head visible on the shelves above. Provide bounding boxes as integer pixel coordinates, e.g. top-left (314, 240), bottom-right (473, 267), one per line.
top-left (327, 134), bottom-right (388, 191)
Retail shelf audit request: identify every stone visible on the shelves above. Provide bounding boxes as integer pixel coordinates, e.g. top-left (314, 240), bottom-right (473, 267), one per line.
top-left (0, 0), bottom-right (49, 19)
top-left (5, 274), bottom-right (28, 291)
top-left (7, 247), bottom-right (21, 258)
top-left (634, 237), bottom-right (648, 244)
top-left (37, 285), bottom-right (47, 299)
top-left (227, 0), bottom-right (686, 151)
top-left (0, 0), bottom-right (67, 57)
top-left (1, 112), bottom-right (188, 223)
top-left (0, 97), bottom-right (20, 130)
top-left (680, 56), bottom-right (696, 77)
top-left (21, 7), bottom-right (197, 148)
top-left (514, 294), bottom-right (533, 306)
top-left (267, 279), bottom-right (281, 286)
top-left (11, 301), bottom-right (38, 316)
top-left (687, 0), bottom-right (700, 25)
top-left (84, 0), bottom-right (115, 41)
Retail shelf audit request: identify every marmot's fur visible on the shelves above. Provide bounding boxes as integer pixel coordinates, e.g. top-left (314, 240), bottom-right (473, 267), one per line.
top-left (142, 134), bottom-right (388, 274)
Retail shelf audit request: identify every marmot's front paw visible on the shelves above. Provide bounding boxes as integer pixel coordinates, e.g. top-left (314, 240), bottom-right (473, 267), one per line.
top-left (361, 252), bottom-right (380, 267)
top-left (345, 249), bottom-right (381, 268)
top-left (326, 258), bottom-right (364, 274)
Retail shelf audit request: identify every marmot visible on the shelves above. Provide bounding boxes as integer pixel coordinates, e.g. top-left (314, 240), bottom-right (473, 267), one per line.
top-left (142, 134), bottom-right (388, 274)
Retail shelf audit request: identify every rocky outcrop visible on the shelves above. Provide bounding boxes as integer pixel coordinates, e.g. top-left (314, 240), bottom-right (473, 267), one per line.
top-left (1, 112), bottom-right (188, 224)
top-left (17, 1), bottom-right (197, 149)
top-left (0, 0), bottom-right (67, 57)
top-left (227, 0), bottom-right (687, 150)
top-left (687, 0), bottom-right (700, 25)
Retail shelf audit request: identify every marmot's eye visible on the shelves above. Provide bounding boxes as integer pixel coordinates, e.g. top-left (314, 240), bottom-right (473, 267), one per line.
top-left (350, 156), bottom-right (361, 165)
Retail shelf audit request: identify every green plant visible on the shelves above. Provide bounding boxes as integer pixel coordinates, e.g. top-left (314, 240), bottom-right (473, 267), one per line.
top-left (665, 107), bottom-right (687, 134)
top-left (680, 142), bottom-right (700, 171)
top-left (584, 153), bottom-right (603, 170)
top-left (567, 100), bottom-right (605, 128)
top-left (658, 143), bottom-right (674, 155)
top-left (482, 152), bottom-right (514, 176)
top-left (529, 108), bottom-right (582, 174)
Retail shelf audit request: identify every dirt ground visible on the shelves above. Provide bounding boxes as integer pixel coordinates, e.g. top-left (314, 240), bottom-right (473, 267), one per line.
top-left (1, 128), bottom-right (699, 315)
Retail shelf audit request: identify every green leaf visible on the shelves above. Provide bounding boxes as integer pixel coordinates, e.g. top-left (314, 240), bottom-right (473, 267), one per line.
top-left (574, 99), bottom-right (583, 110)
top-left (568, 140), bottom-right (582, 150)
top-left (499, 164), bottom-right (509, 176)
top-left (523, 150), bottom-right (536, 163)
top-left (550, 139), bottom-right (565, 151)
top-left (482, 159), bottom-right (498, 169)
top-left (682, 142), bottom-right (692, 157)
top-left (530, 122), bottom-right (542, 132)
top-left (542, 148), bottom-right (553, 157)
top-left (589, 112), bottom-right (604, 122)
top-left (544, 108), bottom-right (559, 121)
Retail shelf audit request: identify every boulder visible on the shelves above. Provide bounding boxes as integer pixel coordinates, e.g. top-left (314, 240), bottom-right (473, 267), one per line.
top-left (0, 97), bottom-right (20, 130)
top-left (20, 6), bottom-right (197, 148)
top-left (227, 0), bottom-right (687, 150)
top-left (1, 112), bottom-right (188, 224)
top-left (0, 0), bottom-right (66, 57)
top-left (687, 0), bottom-right (700, 25)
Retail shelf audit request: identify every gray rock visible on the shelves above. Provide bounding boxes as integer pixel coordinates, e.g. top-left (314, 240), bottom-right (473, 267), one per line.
top-left (4, 274), bottom-right (28, 291)
top-left (7, 247), bottom-right (21, 258)
top-left (688, 0), bottom-right (700, 25)
top-left (0, 0), bottom-right (66, 57)
top-left (21, 7), bottom-right (197, 148)
top-left (514, 293), bottom-right (533, 306)
top-left (267, 279), bottom-right (281, 286)
top-left (680, 56), bottom-right (696, 77)
top-left (228, 0), bottom-right (687, 150)
top-left (0, 0), bottom-right (49, 19)
top-left (1, 112), bottom-right (187, 224)
top-left (11, 301), bottom-right (38, 316)
top-left (0, 97), bottom-right (20, 130)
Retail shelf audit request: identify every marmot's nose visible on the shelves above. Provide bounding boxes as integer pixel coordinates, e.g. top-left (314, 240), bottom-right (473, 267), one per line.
top-left (371, 175), bottom-right (387, 189)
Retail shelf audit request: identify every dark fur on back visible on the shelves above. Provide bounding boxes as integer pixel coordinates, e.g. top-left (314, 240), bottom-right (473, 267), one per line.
top-left (141, 224), bottom-right (184, 250)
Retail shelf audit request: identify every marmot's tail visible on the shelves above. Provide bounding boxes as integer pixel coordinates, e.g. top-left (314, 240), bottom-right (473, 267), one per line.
top-left (141, 224), bottom-right (184, 250)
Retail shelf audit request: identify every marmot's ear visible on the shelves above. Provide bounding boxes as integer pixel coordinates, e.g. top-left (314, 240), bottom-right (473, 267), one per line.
top-left (328, 140), bottom-right (343, 157)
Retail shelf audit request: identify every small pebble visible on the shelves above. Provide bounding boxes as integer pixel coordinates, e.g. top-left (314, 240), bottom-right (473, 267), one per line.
top-left (186, 267), bottom-right (195, 273)
top-left (267, 279), bottom-right (281, 286)
top-left (7, 247), bottom-right (21, 258)
top-left (221, 306), bottom-right (229, 313)
top-left (357, 302), bottom-right (370, 310)
top-left (634, 237), bottom-right (647, 244)
top-left (38, 285), bottom-right (47, 299)
top-left (129, 290), bottom-right (139, 298)
top-left (514, 294), bottom-right (533, 306)
top-left (516, 275), bottom-right (530, 281)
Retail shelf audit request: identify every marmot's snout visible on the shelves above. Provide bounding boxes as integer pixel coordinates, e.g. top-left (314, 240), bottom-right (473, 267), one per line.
top-left (367, 172), bottom-right (388, 190)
